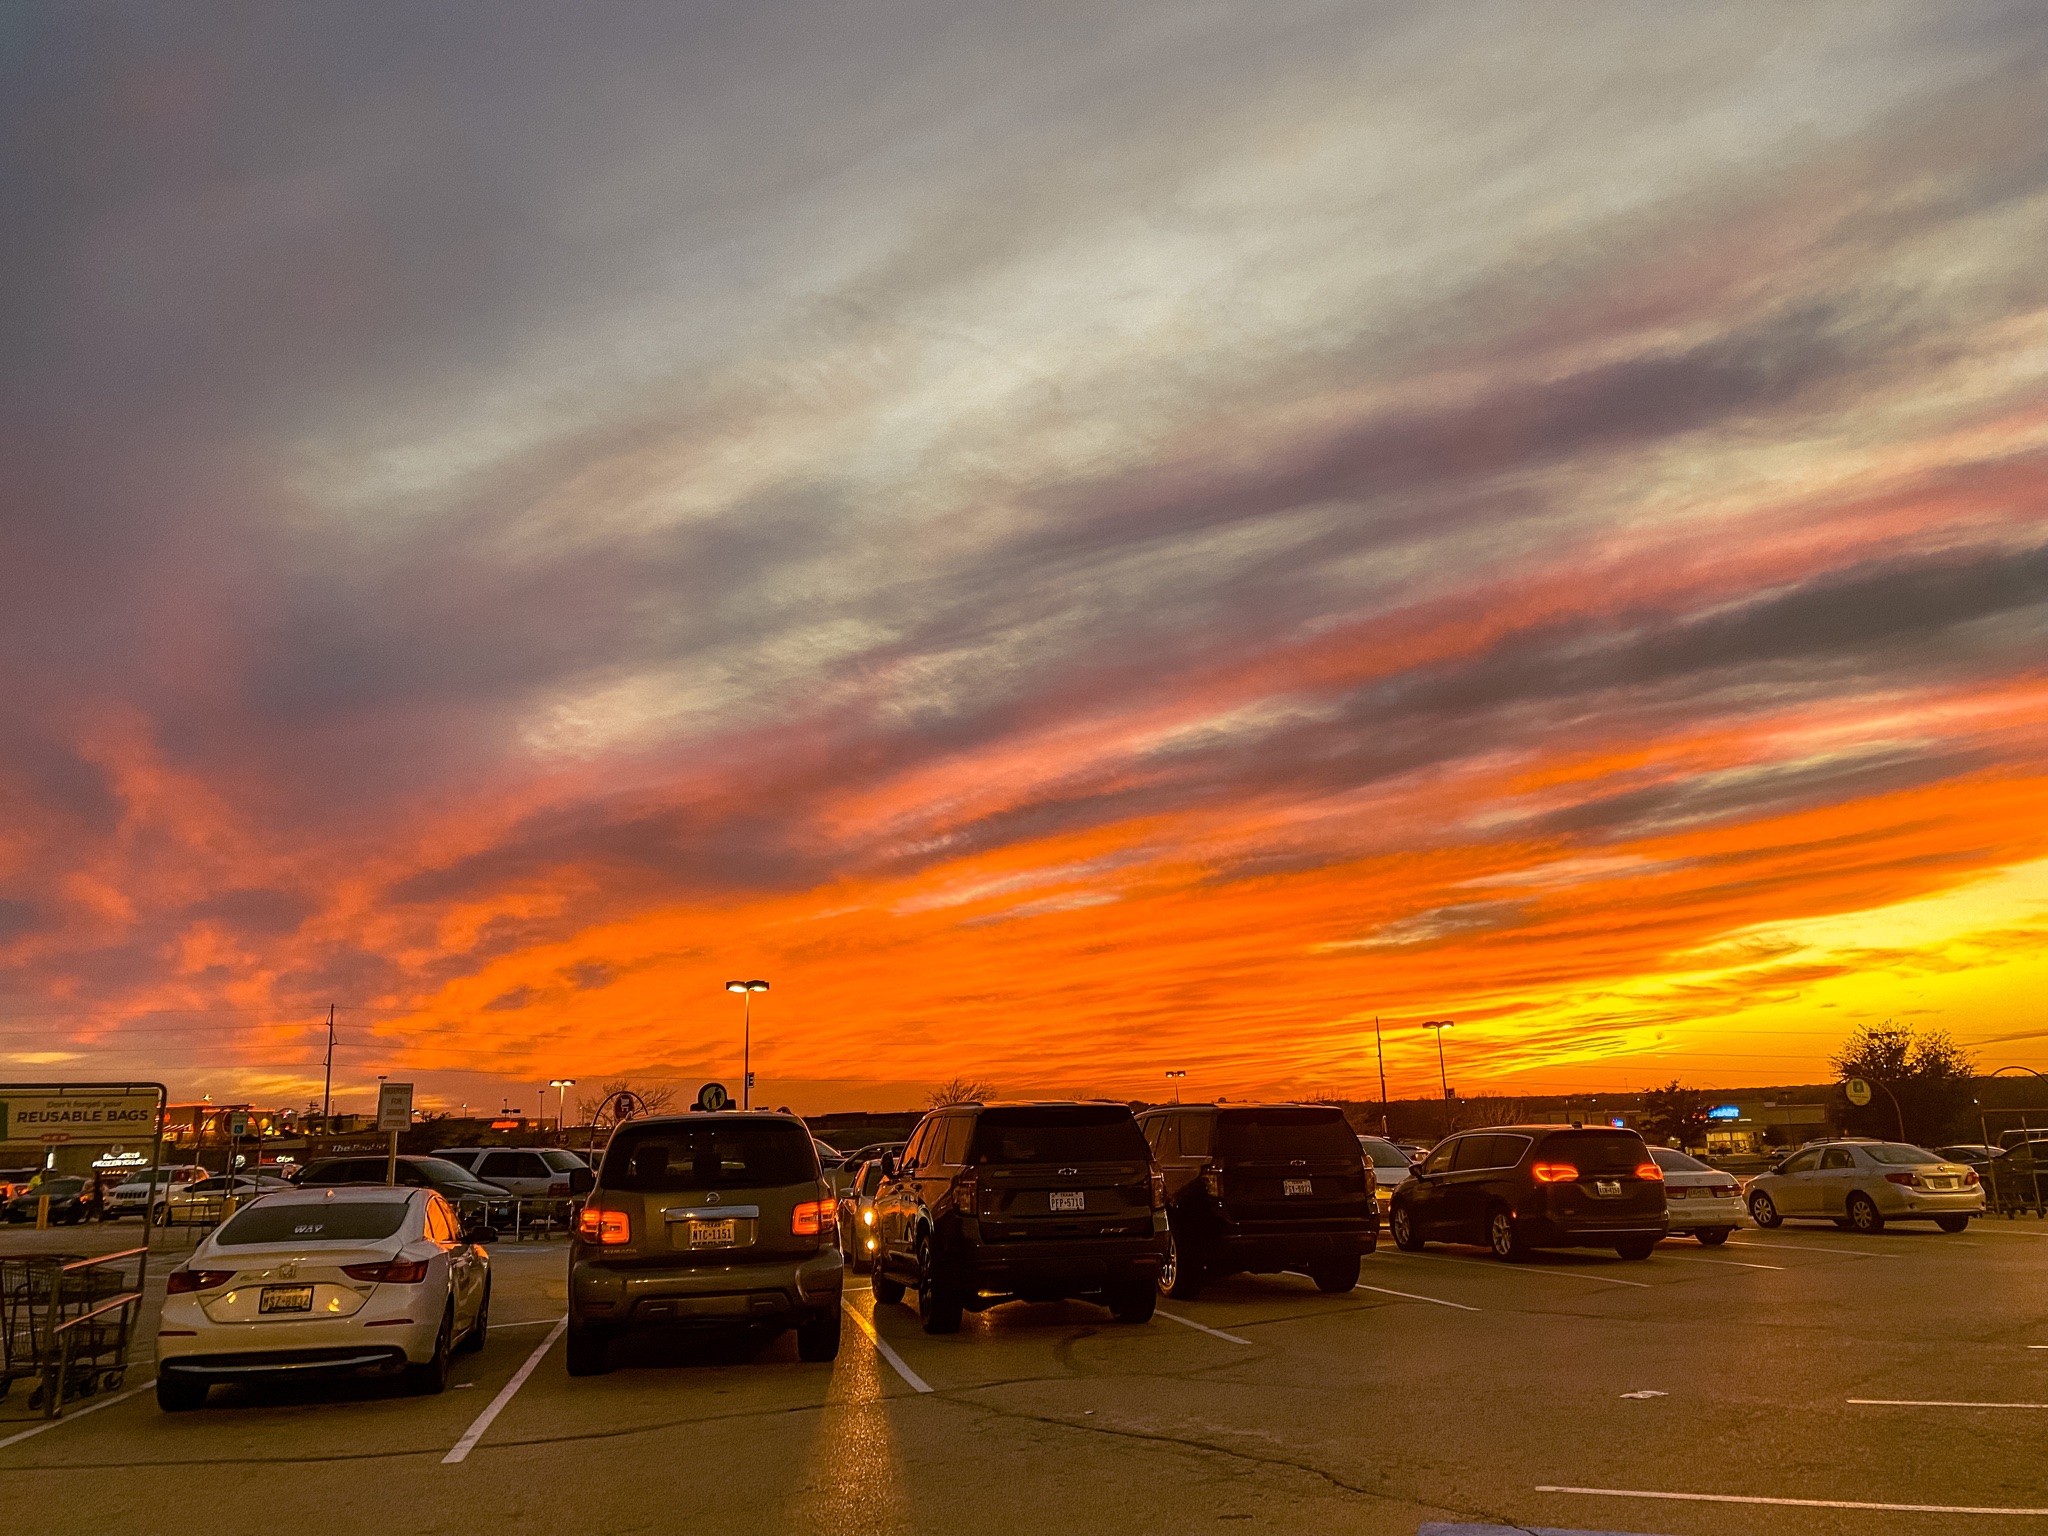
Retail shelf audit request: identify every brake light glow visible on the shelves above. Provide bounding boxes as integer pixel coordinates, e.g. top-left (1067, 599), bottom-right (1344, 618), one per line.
top-left (576, 1205), bottom-right (630, 1245)
top-left (793, 1199), bottom-right (835, 1236)
top-left (1634, 1162), bottom-right (1664, 1182)
top-left (1530, 1162), bottom-right (1578, 1183)
top-left (341, 1259), bottom-right (430, 1283)
top-left (166, 1269), bottom-right (233, 1294)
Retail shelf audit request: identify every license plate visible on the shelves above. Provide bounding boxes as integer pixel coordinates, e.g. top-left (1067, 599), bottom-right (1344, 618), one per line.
top-left (1595, 1180), bottom-right (1622, 1197)
top-left (259, 1285), bottom-right (313, 1314)
top-left (1283, 1178), bottom-right (1313, 1197)
top-left (1048, 1190), bottom-right (1085, 1213)
top-left (688, 1219), bottom-right (737, 1246)
top-left (1927, 1178), bottom-right (1957, 1190)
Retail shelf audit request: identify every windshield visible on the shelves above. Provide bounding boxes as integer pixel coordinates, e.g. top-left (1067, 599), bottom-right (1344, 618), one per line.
top-left (602, 1120), bottom-right (817, 1191)
top-left (215, 1200), bottom-right (411, 1245)
top-left (968, 1107), bottom-right (1148, 1164)
top-left (1651, 1147), bottom-right (1709, 1173)
top-left (1217, 1109), bottom-right (1360, 1162)
top-left (1357, 1137), bottom-right (1412, 1169)
top-left (1864, 1143), bottom-right (1943, 1165)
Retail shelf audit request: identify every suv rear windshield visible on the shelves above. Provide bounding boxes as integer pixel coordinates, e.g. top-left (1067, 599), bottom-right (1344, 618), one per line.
top-left (601, 1120), bottom-right (818, 1191)
top-left (1534, 1130), bottom-right (1647, 1171)
top-left (967, 1107), bottom-right (1148, 1164)
top-left (215, 1201), bottom-right (410, 1245)
top-left (1217, 1109), bottom-right (1359, 1161)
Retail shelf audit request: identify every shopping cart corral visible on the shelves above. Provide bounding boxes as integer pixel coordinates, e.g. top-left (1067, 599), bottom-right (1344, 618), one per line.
top-left (1, 1247), bottom-right (148, 1417)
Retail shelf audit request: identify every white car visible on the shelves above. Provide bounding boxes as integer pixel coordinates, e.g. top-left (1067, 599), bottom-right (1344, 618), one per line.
top-left (1357, 1136), bottom-right (1413, 1216)
top-left (431, 1146), bottom-right (593, 1199)
top-left (1746, 1139), bottom-right (1985, 1234)
top-left (161, 1173), bottom-right (298, 1226)
top-left (155, 1185), bottom-right (494, 1410)
top-left (1648, 1146), bottom-right (1744, 1244)
top-left (105, 1165), bottom-right (208, 1220)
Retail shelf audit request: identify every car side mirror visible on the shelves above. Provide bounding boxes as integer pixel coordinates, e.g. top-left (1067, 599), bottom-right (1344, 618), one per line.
top-left (463, 1224), bottom-right (498, 1245)
top-left (878, 1153), bottom-right (898, 1178)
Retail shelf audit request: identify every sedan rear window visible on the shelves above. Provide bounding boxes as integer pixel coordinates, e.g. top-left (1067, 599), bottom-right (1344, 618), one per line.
top-left (1863, 1143), bottom-right (1943, 1165)
top-left (602, 1120), bottom-right (818, 1191)
top-left (215, 1201), bottom-right (410, 1245)
top-left (967, 1107), bottom-right (1148, 1164)
top-left (1217, 1109), bottom-right (1361, 1162)
top-left (1357, 1138), bottom-right (1411, 1170)
top-left (1650, 1147), bottom-right (1709, 1173)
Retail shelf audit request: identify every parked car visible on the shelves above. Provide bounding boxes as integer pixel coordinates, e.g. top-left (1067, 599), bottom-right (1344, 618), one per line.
top-left (1934, 1144), bottom-right (2003, 1165)
top-left (871, 1102), bottom-right (1167, 1333)
top-left (295, 1155), bottom-right (513, 1226)
top-left (0, 1167), bottom-right (42, 1201)
top-left (160, 1173), bottom-right (299, 1226)
top-left (104, 1164), bottom-right (208, 1221)
top-left (567, 1111), bottom-right (843, 1375)
top-left (1358, 1136), bottom-right (1414, 1216)
top-left (430, 1147), bottom-right (594, 1199)
top-left (154, 1185), bottom-right (494, 1410)
top-left (4, 1176), bottom-right (94, 1224)
top-left (1745, 1140), bottom-right (1983, 1233)
top-left (1647, 1146), bottom-right (1743, 1244)
top-left (1391, 1125), bottom-right (1668, 1260)
top-left (1137, 1103), bottom-right (1374, 1300)
top-left (836, 1159), bottom-right (886, 1272)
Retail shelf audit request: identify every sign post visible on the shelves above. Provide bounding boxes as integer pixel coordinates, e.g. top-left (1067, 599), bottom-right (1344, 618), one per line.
top-left (377, 1082), bottom-right (414, 1186)
top-left (1845, 1078), bottom-right (1873, 1107)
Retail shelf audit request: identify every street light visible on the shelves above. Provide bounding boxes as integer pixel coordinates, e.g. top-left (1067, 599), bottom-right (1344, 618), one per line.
top-left (1165, 1069), bottom-right (1186, 1104)
top-left (549, 1079), bottom-right (575, 1133)
top-left (725, 980), bottom-right (769, 1109)
top-left (1422, 1020), bottom-right (1455, 1100)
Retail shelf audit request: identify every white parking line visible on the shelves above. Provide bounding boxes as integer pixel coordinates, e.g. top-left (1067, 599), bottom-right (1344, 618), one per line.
top-left (1390, 1252), bottom-right (1650, 1288)
top-left (1539, 1484), bottom-right (2048, 1516)
top-left (1354, 1283), bottom-right (1480, 1312)
top-left (1155, 1309), bottom-right (1251, 1344)
top-left (442, 1316), bottom-right (566, 1465)
top-left (842, 1302), bottom-right (933, 1394)
top-left (1724, 1239), bottom-right (1897, 1258)
top-left (488, 1318), bottom-right (562, 1330)
top-left (1850, 1398), bottom-right (2048, 1409)
top-left (1658, 1254), bottom-right (1784, 1272)
top-left (0, 1379), bottom-right (155, 1453)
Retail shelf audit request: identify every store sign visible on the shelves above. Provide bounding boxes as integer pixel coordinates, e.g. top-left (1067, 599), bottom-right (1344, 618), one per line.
top-left (92, 1148), bottom-right (152, 1169)
top-left (1707, 1105), bottom-right (1742, 1121)
top-left (0, 1088), bottom-right (161, 1144)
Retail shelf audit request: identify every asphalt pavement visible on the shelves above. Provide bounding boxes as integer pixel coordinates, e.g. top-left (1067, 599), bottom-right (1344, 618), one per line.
top-left (3, 1215), bottom-right (2046, 1535)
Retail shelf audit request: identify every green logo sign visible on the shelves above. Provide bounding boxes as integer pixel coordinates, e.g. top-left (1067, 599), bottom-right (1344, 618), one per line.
top-left (1845, 1078), bottom-right (1873, 1107)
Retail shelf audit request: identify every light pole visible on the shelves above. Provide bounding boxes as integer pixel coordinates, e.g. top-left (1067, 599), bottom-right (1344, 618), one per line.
top-left (1422, 1020), bottom-right (1455, 1100)
top-left (1373, 1015), bottom-right (1389, 1131)
top-left (550, 1079), bottom-right (575, 1133)
top-left (1165, 1069), bottom-right (1186, 1104)
top-left (725, 980), bottom-right (769, 1109)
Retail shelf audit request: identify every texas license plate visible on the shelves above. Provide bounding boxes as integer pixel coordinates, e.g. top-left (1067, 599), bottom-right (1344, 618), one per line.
top-left (1283, 1178), bottom-right (1313, 1196)
top-left (1048, 1190), bottom-right (1085, 1213)
top-left (1595, 1180), bottom-right (1622, 1197)
top-left (688, 1219), bottom-right (737, 1246)
top-left (259, 1285), bottom-right (313, 1313)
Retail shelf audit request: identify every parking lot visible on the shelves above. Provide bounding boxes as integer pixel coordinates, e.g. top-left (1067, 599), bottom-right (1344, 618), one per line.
top-left (3, 1214), bottom-right (2044, 1536)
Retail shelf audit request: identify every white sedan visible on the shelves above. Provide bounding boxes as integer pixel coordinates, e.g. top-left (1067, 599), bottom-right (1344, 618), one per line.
top-left (1648, 1146), bottom-right (1744, 1244)
top-left (155, 1185), bottom-right (494, 1411)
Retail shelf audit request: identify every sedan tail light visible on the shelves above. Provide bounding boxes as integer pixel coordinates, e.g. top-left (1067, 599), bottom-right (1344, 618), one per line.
top-left (576, 1204), bottom-right (630, 1245)
top-left (792, 1199), bottom-right (835, 1236)
top-left (1965, 1170), bottom-right (1981, 1187)
top-left (166, 1269), bottom-right (234, 1294)
top-left (1634, 1162), bottom-right (1664, 1182)
top-left (1883, 1172), bottom-right (1918, 1188)
top-left (1530, 1162), bottom-right (1578, 1183)
top-left (342, 1259), bottom-right (431, 1283)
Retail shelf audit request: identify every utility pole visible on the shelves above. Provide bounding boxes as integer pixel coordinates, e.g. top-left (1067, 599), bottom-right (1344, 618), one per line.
top-left (1373, 1015), bottom-right (1389, 1132)
top-left (321, 1004), bottom-right (335, 1129)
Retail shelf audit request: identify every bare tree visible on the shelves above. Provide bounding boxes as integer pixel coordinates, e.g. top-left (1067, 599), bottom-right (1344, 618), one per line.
top-left (925, 1075), bottom-right (998, 1108)
top-left (575, 1079), bottom-right (680, 1124)
top-left (1446, 1095), bottom-right (1525, 1132)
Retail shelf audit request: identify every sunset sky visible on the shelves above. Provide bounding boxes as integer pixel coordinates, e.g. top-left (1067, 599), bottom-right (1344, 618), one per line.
top-left (4, 4), bottom-right (2047, 1117)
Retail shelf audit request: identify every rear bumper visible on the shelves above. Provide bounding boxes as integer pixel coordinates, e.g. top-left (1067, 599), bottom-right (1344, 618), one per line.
top-left (1665, 1196), bottom-right (1745, 1229)
top-left (1517, 1213), bottom-right (1669, 1245)
top-left (957, 1224), bottom-right (1168, 1293)
top-left (1878, 1188), bottom-right (1986, 1216)
top-left (159, 1345), bottom-right (409, 1378)
top-left (570, 1246), bottom-right (843, 1327)
top-left (1206, 1214), bottom-right (1377, 1269)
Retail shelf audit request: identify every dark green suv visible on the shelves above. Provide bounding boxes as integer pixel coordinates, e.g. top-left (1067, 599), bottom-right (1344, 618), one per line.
top-left (870, 1102), bottom-right (1168, 1333)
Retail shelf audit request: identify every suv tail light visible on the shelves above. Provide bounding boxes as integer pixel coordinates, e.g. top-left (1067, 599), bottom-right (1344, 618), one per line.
top-left (793, 1199), bottom-right (836, 1236)
top-left (1201, 1163), bottom-right (1222, 1198)
top-left (1634, 1162), bottom-right (1664, 1182)
top-left (166, 1268), bottom-right (234, 1294)
top-left (1530, 1162), bottom-right (1578, 1183)
top-left (954, 1170), bottom-right (979, 1214)
top-left (342, 1259), bottom-right (430, 1283)
top-left (1149, 1168), bottom-right (1166, 1210)
top-left (576, 1204), bottom-right (630, 1244)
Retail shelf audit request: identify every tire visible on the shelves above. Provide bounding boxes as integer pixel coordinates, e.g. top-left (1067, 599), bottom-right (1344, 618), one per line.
top-left (1748, 1192), bottom-right (1782, 1229)
top-left (1159, 1229), bottom-right (1204, 1300)
top-left (916, 1236), bottom-right (963, 1335)
top-left (1936, 1214), bottom-right (1970, 1234)
top-left (565, 1318), bottom-right (613, 1377)
top-left (871, 1267), bottom-right (906, 1306)
top-left (796, 1306), bottom-right (843, 1362)
top-left (457, 1277), bottom-right (490, 1354)
top-left (1696, 1228), bottom-right (1732, 1247)
top-left (1846, 1192), bottom-right (1885, 1234)
top-left (405, 1306), bottom-right (454, 1394)
top-left (1311, 1252), bottom-right (1362, 1293)
top-left (156, 1373), bottom-right (207, 1412)
top-left (1615, 1237), bottom-right (1657, 1261)
top-left (1487, 1208), bottom-right (1530, 1263)
top-left (1109, 1278), bottom-right (1157, 1323)
top-left (1391, 1204), bottom-right (1426, 1252)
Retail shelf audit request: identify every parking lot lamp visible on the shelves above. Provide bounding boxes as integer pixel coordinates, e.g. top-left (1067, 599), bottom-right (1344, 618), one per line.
top-left (550, 1079), bottom-right (575, 1133)
top-left (1165, 1069), bottom-right (1186, 1104)
top-left (1422, 1021), bottom-right (1455, 1100)
top-left (725, 980), bottom-right (769, 1109)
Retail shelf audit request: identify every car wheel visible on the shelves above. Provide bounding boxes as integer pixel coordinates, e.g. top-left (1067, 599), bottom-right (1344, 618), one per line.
top-left (1696, 1228), bottom-right (1732, 1247)
top-left (1311, 1253), bottom-right (1361, 1293)
top-left (1159, 1228), bottom-right (1204, 1299)
top-left (796, 1307), bottom-right (843, 1362)
top-left (1109, 1276), bottom-right (1157, 1323)
top-left (457, 1277), bottom-right (491, 1354)
top-left (1391, 1204), bottom-right (1425, 1252)
top-left (1488, 1208), bottom-right (1529, 1263)
top-left (1748, 1191), bottom-right (1781, 1229)
top-left (405, 1306), bottom-right (454, 1394)
top-left (565, 1318), bottom-right (613, 1377)
top-left (1936, 1214), bottom-right (1971, 1234)
top-left (871, 1264), bottom-right (906, 1306)
top-left (1615, 1237), bottom-right (1657, 1261)
top-left (156, 1373), bottom-right (207, 1413)
top-left (915, 1235), bottom-right (963, 1335)
top-left (1846, 1192), bottom-right (1885, 1233)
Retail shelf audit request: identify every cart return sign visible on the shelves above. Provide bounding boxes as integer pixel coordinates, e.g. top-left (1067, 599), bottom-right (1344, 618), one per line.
top-left (0, 1088), bottom-right (162, 1144)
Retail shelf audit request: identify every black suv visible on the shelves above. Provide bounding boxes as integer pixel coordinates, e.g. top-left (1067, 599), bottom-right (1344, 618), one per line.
top-left (870, 1102), bottom-right (1168, 1333)
top-left (1139, 1103), bottom-right (1375, 1298)
top-left (1390, 1125), bottom-right (1668, 1261)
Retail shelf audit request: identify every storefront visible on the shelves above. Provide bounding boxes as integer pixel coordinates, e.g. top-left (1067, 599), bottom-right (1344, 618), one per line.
top-left (1701, 1099), bottom-right (1832, 1154)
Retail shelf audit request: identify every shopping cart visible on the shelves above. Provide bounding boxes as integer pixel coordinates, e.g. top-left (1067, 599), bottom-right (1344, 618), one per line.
top-left (0, 1247), bottom-right (147, 1417)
